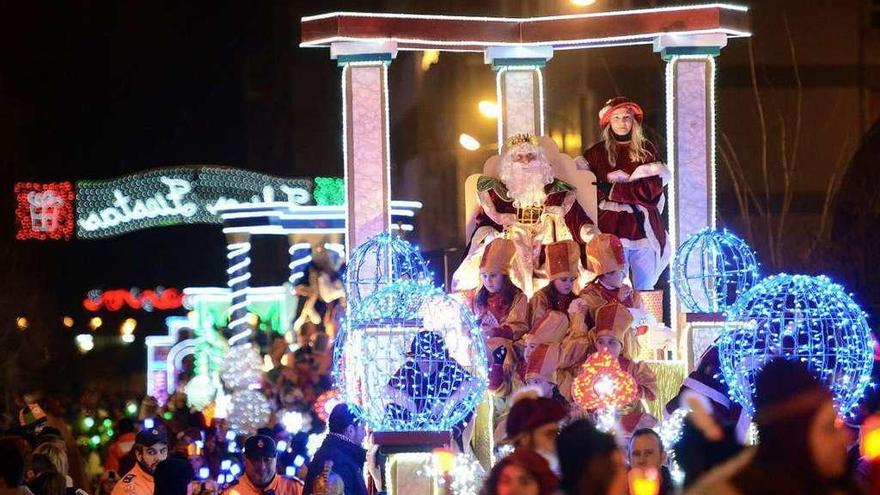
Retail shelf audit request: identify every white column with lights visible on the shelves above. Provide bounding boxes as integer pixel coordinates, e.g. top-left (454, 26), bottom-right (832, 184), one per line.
top-left (655, 33), bottom-right (726, 337)
top-left (485, 46), bottom-right (553, 145)
top-left (332, 41), bottom-right (397, 255)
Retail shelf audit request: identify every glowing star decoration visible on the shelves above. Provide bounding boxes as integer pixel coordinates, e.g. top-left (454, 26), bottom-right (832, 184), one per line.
top-left (281, 411), bottom-right (305, 434)
top-left (718, 274), bottom-right (874, 416)
top-left (335, 267), bottom-right (487, 432)
top-left (572, 351), bottom-right (638, 411)
top-left (672, 228), bottom-right (760, 313)
top-left (228, 389), bottom-right (271, 435)
top-left (14, 182), bottom-right (75, 240)
top-left (314, 389), bottom-right (341, 423)
top-left (83, 288), bottom-right (184, 312)
top-left (343, 232), bottom-right (433, 306)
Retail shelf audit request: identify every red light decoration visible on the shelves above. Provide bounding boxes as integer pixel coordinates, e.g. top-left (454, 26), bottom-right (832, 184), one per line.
top-left (83, 288), bottom-right (184, 312)
top-left (572, 351), bottom-right (638, 411)
top-left (313, 389), bottom-right (341, 423)
top-left (14, 182), bottom-right (75, 240)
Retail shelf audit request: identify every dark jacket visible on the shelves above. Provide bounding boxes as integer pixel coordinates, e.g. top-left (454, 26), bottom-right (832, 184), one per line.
top-left (303, 433), bottom-right (367, 495)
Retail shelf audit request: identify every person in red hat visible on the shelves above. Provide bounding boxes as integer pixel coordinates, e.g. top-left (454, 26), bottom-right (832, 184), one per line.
top-left (480, 449), bottom-right (558, 495)
top-left (578, 97), bottom-right (670, 292)
top-left (500, 393), bottom-right (569, 476)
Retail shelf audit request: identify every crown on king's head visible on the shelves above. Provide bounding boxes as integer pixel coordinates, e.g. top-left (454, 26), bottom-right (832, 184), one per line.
top-left (505, 133), bottom-right (539, 148)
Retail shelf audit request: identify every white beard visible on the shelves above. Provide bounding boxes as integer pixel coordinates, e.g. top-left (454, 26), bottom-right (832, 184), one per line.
top-left (500, 160), bottom-right (554, 208)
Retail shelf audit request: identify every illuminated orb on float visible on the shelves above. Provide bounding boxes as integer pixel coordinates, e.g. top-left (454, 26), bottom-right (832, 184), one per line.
top-left (718, 273), bottom-right (874, 416)
top-left (334, 278), bottom-right (488, 432)
top-left (343, 232), bottom-right (433, 307)
top-left (671, 228), bottom-right (760, 313)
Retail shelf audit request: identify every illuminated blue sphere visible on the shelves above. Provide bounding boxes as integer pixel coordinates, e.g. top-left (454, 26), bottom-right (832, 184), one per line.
top-left (718, 274), bottom-right (874, 416)
top-left (334, 279), bottom-right (488, 432)
top-left (672, 228), bottom-right (760, 313)
top-left (343, 232), bottom-right (433, 306)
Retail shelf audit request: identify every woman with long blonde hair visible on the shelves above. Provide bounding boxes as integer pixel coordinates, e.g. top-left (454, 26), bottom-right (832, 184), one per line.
top-left (578, 97), bottom-right (671, 292)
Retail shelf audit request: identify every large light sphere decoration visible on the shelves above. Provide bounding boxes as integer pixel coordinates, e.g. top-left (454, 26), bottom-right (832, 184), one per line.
top-left (672, 228), bottom-right (760, 313)
top-left (718, 274), bottom-right (874, 416)
top-left (334, 279), bottom-right (488, 432)
top-left (343, 232), bottom-right (433, 307)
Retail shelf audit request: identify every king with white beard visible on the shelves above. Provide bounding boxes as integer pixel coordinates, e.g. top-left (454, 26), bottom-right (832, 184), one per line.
top-left (453, 134), bottom-right (594, 296)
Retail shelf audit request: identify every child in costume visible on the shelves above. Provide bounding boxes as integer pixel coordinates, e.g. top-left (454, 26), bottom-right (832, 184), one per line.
top-left (585, 303), bottom-right (658, 436)
top-left (522, 240), bottom-right (582, 399)
top-left (570, 233), bottom-right (646, 359)
top-left (579, 97), bottom-right (671, 291)
top-left (474, 238), bottom-right (530, 400)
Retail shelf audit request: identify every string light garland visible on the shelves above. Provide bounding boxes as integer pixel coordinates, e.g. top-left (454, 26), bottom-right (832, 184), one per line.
top-left (671, 228), bottom-right (759, 313)
top-left (718, 273), bottom-right (874, 416)
top-left (83, 287), bottom-right (183, 312)
top-left (14, 182), bottom-right (75, 240)
top-left (572, 351), bottom-right (638, 411)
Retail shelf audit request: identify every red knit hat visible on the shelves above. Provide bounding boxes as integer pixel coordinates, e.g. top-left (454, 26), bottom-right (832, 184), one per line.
top-left (505, 397), bottom-right (568, 441)
top-left (495, 450), bottom-right (559, 495)
top-left (598, 97), bottom-right (644, 129)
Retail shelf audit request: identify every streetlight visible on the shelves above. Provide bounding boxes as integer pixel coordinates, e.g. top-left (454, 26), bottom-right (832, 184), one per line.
top-left (89, 317), bottom-right (102, 331)
top-left (62, 316), bottom-right (74, 328)
top-left (459, 133), bottom-right (481, 151)
top-left (16, 317), bottom-right (28, 330)
top-left (478, 100), bottom-right (498, 119)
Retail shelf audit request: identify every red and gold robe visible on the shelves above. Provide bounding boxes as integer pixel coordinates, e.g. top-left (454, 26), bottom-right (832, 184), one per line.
top-left (453, 176), bottom-right (593, 296)
top-left (522, 287), bottom-right (578, 391)
top-left (470, 290), bottom-right (529, 398)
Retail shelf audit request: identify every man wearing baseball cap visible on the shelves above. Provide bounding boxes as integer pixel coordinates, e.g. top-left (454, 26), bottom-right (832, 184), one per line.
top-left (223, 435), bottom-right (303, 495)
top-left (110, 428), bottom-right (168, 495)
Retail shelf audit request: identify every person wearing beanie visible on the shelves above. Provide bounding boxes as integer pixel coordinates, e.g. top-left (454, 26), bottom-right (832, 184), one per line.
top-left (222, 435), bottom-right (303, 495)
top-left (469, 238), bottom-right (530, 402)
top-left (110, 428), bottom-right (168, 495)
top-left (577, 96), bottom-right (670, 291)
top-left (500, 392), bottom-right (568, 476)
top-left (523, 240), bottom-right (582, 399)
top-left (556, 419), bottom-right (627, 495)
top-left (153, 455), bottom-right (194, 495)
top-left (685, 358), bottom-right (858, 495)
top-left (303, 404), bottom-right (367, 495)
top-left (479, 449), bottom-right (558, 495)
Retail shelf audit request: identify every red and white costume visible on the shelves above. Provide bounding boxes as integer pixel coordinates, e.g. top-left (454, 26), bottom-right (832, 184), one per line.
top-left (581, 98), bottom-right (671, 290)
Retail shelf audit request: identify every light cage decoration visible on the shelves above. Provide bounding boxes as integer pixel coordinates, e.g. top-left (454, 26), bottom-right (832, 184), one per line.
top-left (718, 273), bottom-right (874, 416)
top-left (335, 276), bottom-right (488, 432)
top-left (343, 232), bottom-right (433, 306)
top-left (672, 228), bottom-right (760, 313)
